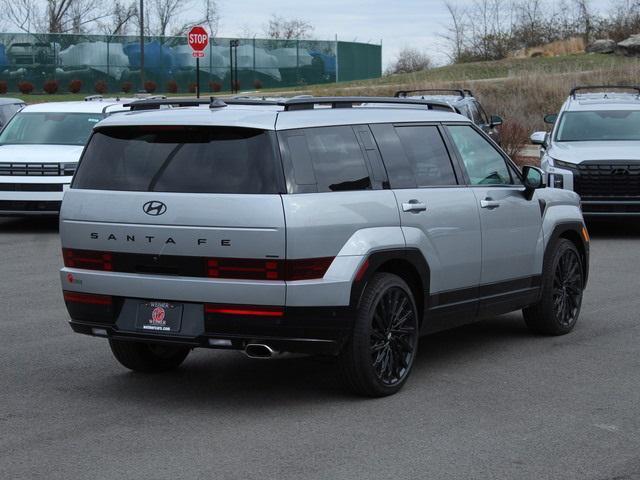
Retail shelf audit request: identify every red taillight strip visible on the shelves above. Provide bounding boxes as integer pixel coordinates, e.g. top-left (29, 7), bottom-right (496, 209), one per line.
top-left (63, 248), bottom-right (113, 271)
top-left (205, 304), bottom-right (284, 317)
top-left (63, 291), bottom-right (113, 305)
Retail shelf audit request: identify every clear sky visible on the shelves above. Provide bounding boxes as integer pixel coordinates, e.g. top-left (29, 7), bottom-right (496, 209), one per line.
top-left (215, 0), bottom-right (455, 67)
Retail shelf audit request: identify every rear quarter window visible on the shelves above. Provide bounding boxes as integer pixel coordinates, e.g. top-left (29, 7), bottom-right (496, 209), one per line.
top-left (73, 126), bottom-right (282, 194)
top-left (280, 126), bottom-right (372, 193)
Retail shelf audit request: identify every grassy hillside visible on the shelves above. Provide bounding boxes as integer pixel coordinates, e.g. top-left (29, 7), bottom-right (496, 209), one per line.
top-left (6, 53), bottom-right (640, 157)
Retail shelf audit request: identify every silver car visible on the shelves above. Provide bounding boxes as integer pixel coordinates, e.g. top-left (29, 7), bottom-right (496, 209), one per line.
top-left (532, 85), bottom-right (640, 216)
top-left (59, 96), bottom-right (589, 397)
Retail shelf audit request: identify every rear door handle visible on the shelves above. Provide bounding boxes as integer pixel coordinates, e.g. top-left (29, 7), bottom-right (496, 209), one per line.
top-left (480, 199), bottom-right (500, 209)
top-left (402, 200), bottom-right (427, 213)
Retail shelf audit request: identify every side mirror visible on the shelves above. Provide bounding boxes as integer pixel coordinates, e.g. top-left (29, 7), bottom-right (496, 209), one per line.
top-left (530, 131), bottom-right (547, 145)
top-left (543, 113), bottom-right (558, 124)
top-left (489, 114), bottom-right (503, 127)
top-left (522, 165), bottom-right (546, 193)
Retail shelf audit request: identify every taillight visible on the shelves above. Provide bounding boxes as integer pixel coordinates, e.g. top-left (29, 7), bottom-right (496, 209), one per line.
top-left (285, 257), bottom-right (334, 281)
top-left (205, 304), bottom-right (284, 317)
top-left (63, 248), bottom-right (113, 271)
top-left (206, 258), bottom-right (285, 280)
top-left (63, 291), bottom-right (113, 306)
top-left (205, 257), bottom-right (334, 281)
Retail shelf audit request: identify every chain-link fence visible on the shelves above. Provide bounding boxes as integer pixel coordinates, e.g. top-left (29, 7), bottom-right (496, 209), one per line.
top-left (0, 33), bottom-right (381, 94)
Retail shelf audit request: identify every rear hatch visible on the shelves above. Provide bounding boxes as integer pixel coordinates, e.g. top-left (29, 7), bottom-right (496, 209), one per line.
top-left (61, 125), bottom-right (286, 301)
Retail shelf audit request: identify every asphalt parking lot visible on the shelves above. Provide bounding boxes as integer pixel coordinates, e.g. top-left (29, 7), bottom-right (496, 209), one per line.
top-left (1, 217), bottom-right (639, 480)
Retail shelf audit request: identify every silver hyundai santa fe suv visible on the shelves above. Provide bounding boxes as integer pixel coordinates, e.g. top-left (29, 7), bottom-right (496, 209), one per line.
top-left (532, 85), bottom-right (640, 216)
top-left (60, 96), bottom-right (589, 397)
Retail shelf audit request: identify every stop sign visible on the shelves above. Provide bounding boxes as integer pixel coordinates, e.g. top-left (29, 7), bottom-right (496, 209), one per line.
top-left (188, 26), bottom-right (209, 53)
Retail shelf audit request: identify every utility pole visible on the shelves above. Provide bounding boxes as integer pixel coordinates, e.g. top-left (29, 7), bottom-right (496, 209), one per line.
top-left (139, 0), bottom-right (145, 89)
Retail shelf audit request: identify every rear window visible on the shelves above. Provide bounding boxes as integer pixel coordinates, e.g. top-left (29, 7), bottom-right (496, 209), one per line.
top-left (73, 126), bottom-right (281, 194)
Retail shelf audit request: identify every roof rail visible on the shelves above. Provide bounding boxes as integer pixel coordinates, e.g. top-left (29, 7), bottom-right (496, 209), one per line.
top-left (463, 89), bottom-right (474, 97)
top-left (124, 96), bottom-right (457, 113)
top-left (394, 89), bottom-right (466, 99)
top-left (570, 85), bottom-right (640, 98)
top-left (84, 95), bottom-right (103, 101)
top-left (277, 96), bottom-right (456, 112)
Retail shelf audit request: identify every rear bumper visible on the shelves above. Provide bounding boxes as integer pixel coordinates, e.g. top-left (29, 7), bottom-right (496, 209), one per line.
top-left (65, 296), bottom-right (354, 356)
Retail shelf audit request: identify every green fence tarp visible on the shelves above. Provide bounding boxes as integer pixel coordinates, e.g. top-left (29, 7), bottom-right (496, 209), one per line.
top-left (0, 33), bottom-right (381, 94)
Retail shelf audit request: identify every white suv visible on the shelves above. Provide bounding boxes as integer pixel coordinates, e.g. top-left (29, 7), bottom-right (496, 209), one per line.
top-left (0, 98), bottom-right (128, 216)
top-left (532, 85), bottom-right (640, 216)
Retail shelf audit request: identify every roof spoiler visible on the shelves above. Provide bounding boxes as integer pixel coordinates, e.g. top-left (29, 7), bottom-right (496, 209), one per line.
top-left (570, 85), bottom-right (640, 98)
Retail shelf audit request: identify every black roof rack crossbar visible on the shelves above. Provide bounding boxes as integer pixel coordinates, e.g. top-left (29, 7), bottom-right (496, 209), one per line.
top-left (570, 85), bottom-right (640, 98)
top-left (124, 97), bottom-right (226, 111)
top-left (394, 89), bottom-right (466, 99)
top-left (277, 96), bottom-right (456, 112)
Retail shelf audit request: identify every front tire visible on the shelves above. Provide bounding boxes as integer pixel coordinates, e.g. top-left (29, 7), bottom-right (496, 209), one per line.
top-left (339, 273), bottom-right (419, 397)
top-left (523, 239), bottom-right (584, 335)
top-left (109, 339), bottom-right (190, 373)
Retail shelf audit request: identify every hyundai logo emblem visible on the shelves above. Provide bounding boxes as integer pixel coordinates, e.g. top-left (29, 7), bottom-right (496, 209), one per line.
top-left (611, 168), bottom-right (630, 176)
top-left (143, 201), bottom-right (167, 216)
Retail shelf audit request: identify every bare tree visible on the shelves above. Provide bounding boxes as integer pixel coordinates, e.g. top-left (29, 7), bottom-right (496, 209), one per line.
top-left (441, 0), bottom-right (468, 62)
top-left (265, 14), bottom-right (314, 40)
top-left (573, 0), bottom-right (593, 44)
top-left (0, 0), bottom-right (111, 33)
top-left (98, 1), bottom-right (137, 35)
top-left (386, 47), bottom-right (432, 75)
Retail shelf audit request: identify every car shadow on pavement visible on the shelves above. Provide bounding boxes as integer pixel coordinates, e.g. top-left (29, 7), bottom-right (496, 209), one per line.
top-left (586, 219), bottom-right (640, 238)
top-left (0, 216), bottom-right (59, 233)
top-left (89, 313), bottom-right (530, 406)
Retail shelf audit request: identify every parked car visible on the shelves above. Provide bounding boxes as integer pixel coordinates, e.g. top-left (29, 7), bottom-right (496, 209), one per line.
top-left (532, 85), bottom-right (640, 216)
top-left (0, 98), bottom-right (26, 128)
top-left (395, 89), bottom-right (503, 144)
top-left (0, 97), bottom-right (128, 215)
top-left (60, 96), bottom-right (588, 397)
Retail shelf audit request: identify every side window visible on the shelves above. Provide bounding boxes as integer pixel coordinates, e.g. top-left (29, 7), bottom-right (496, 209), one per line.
top-left (448, 125), bottom-right (512, 185)
top-left (476, 102), bottom-right (489, 124)
top-left (299, 126), bottom-right (372, 192)
top-left (467, 102), bottom-right (484, 125)
top-left (394, 126), bottom-right (457, 186)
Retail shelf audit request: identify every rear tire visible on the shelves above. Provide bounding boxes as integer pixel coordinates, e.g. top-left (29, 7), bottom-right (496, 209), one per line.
top-left (109, 339), bottom-right (190, 373)
top-left (339, 272), bottom-right (419, 397)
top-left (523, 239), bottom-right (584, 335)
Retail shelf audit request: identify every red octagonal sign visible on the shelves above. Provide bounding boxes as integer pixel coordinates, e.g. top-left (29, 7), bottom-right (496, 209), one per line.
top-left (188, 26), bottom-right (209, 52)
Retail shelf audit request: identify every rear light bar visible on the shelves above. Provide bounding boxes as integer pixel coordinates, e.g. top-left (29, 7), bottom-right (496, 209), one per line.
top-left (205, 304), bottom-right (284, 317)
top-left (63, 291), bottom-right (113, 306)
top-left (61, 248), bottom-right (333, 281)
top-left (63, 248), bottom-right (112, 271)
top-left (205, 257), bottom-right (334, 281)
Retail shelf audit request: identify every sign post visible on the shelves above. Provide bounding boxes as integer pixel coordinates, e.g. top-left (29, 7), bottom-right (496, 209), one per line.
top-left (187, 26), bottom-right (209, 98)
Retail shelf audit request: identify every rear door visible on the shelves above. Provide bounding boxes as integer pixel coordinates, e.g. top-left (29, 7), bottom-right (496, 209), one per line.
top-left (63, 125), bottom-right (287, 304)
top-left (370, 123), bottom-right (482, 325)
top-left (445, 124), bottom-right (543, 313)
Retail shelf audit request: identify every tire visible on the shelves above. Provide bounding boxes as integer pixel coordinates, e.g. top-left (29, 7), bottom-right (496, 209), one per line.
top-left (523, 238), bottom-right (584, 335)
top-left (108, 339), bottom-right (190, 373)
top-left (339, 272), bottom-right (420, 397)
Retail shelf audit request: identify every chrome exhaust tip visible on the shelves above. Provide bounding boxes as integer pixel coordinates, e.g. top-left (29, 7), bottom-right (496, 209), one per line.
top-left (244, 343), bottom-right (275, 359)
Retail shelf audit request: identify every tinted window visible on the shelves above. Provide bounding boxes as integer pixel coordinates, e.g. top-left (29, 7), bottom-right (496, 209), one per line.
top-left (73, 126), bottom-right (280, 194)
top-left (448, 125), bottom-right (512, 185)
top-left (394, 126), bottom-right (457, 186)
top-left (302, 126), bottom-right (371, 192)
top-left (0, 112), bottom-right (103, 146)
